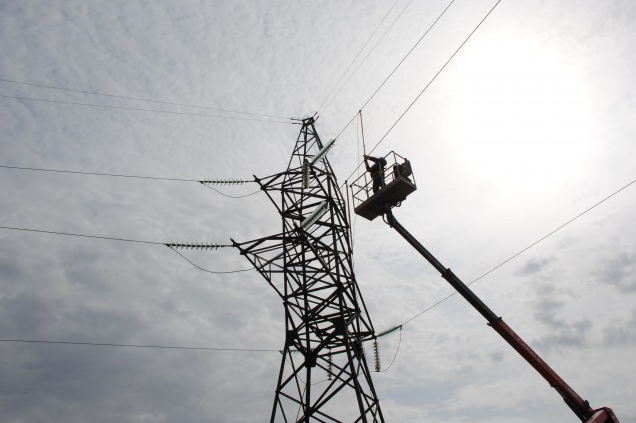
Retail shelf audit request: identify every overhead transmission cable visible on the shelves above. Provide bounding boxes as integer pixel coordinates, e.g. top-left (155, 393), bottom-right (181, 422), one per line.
top-left (321, 0), bottom-right (446, 116)
top-left (315, 0), bottom-right (401, 113)
top-left (167, 247), bottom-right (255, 275)
top-left (0, 338), bottom-right (279, 353)
top-left (332, 0), bottom-right (458, 142)
top-left (0, 165), bottom-right (261, 198)
top-left (369, 176), bottom-right (634, 368)
top-left (0, 77), bottom-right (290, 120)
top-left (9, 121), bottom-right (624, 362)
top-left (397, 176), bottom-right (636, 327)
top-left (0, 225), bottom-right (167, 246)
top-left (342, 0), bottom-right (502, 183)
top-left (0, 164), bottom-right (201, 182)
top-left (0, 94), bottom-right (290, 124)
top-left (201, 183), bottom-right (261, 199)
top-left (0, 225), bottom-right (255, 274)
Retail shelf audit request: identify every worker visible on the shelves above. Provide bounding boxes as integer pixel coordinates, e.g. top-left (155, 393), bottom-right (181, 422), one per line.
top-left (393, 158), bottom-right (412, 182)
top-left (364, 154), bottom-right (387, 194)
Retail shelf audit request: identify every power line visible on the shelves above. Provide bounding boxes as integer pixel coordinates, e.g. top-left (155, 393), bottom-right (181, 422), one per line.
top-left (399, 176), bottom-right (636, 327)
top-left (10, 168), bottom-right (626, 355)
top-left (359, 0), bottom-right (457, 114)
top-left (0, 338), bottom-right (278, 353)
top-left (0, 164), bottom-right (262, 199)
top-left (0, 94), bottom-right (291, 124)
top-left (201, 183), bottom-right (261, 199)
top-left (168, 247), bottom-right (255, 275)
top-left (322, 0), bottom-right (454, 116)
top-left (315, 0), bottom-right (401, 113)
top-left (333, 0), bottom-right (458, 142)
top-left (0, 77), bottom-right (290, 120)
top-left (0, 225), bottom-right (257, 274)
top-left (0, 165), bottom-right (261, 199)
top-left (368, 0), bottom-right (501, 153)
top-left (341, 0), bottom-right (501, 183)
top-left (0, 164), bottom-right (200, 182)
top-left (0, 225), bottom-right (166, 245)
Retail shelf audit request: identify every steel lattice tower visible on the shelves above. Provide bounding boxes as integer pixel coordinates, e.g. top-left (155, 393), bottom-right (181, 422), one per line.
top-left (234, 117), bottom-right (384, 422)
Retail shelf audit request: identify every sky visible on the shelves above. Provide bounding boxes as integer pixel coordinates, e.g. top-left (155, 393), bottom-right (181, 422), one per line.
top-left (0, 0), bottom-right (635, 422)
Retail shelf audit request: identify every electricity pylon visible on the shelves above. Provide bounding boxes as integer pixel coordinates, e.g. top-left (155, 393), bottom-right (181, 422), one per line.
top-left (234, 116), bottom-right (384, 422)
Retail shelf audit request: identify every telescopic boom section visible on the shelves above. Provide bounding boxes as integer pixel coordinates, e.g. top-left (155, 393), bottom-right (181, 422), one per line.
top-left (383, 210), bottom-right (618, 423)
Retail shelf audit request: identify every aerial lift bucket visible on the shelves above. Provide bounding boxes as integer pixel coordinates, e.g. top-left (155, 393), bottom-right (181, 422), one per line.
top-left (350, 151), bottom-right (417, 221)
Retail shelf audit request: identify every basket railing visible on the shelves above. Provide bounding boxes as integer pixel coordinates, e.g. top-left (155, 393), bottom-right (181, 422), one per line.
top-left (350, 151), bottom-right (415, 209)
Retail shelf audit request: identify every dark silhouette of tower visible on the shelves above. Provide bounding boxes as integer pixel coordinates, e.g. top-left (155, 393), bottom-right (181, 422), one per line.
top-left (234, 117), bottom-right (384, 422)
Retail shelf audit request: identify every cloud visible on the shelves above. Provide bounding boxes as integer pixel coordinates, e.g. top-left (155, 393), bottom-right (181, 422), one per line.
top-left (489, 350), bottom-right (504, 363)
top-left (528, 284), bottom-right (593, 351)
top-left (514, 256), bottom-right (555, 276)
top-left (1, 0), bottom-right (635, 422)
top-left (594, 252), bottom-right (636, 293)
top-left (533, 319), bottom-right (592, 351)
top-left (442, 375), bottom-right (569, 422)
top-left (603, 308), bottom-right (636, 346)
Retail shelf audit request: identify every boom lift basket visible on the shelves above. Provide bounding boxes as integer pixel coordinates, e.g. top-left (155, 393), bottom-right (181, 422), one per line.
top-left (350, 151), bottom-right (417, 221)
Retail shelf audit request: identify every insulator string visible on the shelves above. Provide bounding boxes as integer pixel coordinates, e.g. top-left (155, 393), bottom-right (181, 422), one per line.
top-left (375, 327), bottom-right (402, 373)
top-left (165, 242), bottom-right (232, 251)
top-left (373, 340), bottom-right (381, 372)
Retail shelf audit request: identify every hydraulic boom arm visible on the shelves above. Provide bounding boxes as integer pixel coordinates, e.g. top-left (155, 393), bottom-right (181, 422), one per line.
top-left (384, 210), bottom-right (618, 423)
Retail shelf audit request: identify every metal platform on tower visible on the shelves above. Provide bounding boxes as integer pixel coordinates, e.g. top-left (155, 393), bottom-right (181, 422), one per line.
top-left (351, 151), bottom-right (417, 221)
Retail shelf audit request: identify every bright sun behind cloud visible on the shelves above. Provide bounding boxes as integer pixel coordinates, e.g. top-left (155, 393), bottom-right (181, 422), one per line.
top-left (445, 33), bottom-right (594, 189)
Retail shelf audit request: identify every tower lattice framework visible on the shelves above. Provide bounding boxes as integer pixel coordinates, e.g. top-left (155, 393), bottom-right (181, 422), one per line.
top-left (234, 117), bottom-right (384, 422)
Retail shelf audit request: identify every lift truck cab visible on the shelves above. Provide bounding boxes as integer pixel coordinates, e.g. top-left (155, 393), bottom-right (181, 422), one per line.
top-left (350, 153), bottom-right (619, 423)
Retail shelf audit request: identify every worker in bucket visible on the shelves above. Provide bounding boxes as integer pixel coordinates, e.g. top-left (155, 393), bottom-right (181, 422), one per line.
top-left (364, 154), bottom-right (387, 194)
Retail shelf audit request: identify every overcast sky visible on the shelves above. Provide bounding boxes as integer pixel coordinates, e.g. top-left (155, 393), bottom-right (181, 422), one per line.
top-left (1, 0), bottom-right (634, 422)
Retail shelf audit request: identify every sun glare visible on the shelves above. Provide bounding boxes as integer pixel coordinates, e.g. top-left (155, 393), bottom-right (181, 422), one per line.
top-left (445, 34), bottom-right (593, 186)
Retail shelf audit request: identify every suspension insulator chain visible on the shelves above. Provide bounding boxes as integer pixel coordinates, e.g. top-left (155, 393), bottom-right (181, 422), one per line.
top-left (373, 340), bottom-right (381, 372)
top-left (165, 243), bottom-right (231, 250)
top-left (199, 179), bottom-right (252, 185)
top-left (302, 160), bottom-right (310, 189)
